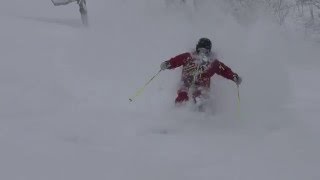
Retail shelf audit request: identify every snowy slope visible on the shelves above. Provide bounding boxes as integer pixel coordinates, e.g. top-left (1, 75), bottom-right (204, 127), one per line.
top-left (0, 0), bottom-right (320, 180)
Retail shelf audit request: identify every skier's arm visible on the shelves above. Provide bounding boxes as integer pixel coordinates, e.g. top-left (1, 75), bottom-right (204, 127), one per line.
top-left (161, 53), bottom-right (191, 70)
top-left (215, 60), bottom-right (236, 80)
top-left (203, 59), bottom-right (236, 80)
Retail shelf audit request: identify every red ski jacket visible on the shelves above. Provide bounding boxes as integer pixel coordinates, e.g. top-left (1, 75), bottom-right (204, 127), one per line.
top-left (167, 52), bottom-right (236, 87)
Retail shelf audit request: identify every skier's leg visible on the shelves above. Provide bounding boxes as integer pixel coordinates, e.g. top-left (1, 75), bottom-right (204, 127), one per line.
top-left (192, 79), bottom-right (210, 102)
top-left (175, 81), bottom-right (189, 104)
top-left (175, 90), bottom-right (189, 104)
top-left (192, 80), bottom-right (210, 111)
top-left (192, 88), bottom-right (209, 111)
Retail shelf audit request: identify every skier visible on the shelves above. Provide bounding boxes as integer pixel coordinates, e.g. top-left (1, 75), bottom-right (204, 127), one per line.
top-left (160, 38), bottom-right (242, 107)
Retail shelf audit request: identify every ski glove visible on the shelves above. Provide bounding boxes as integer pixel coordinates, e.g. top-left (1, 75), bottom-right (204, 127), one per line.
top-left (233, 74), bottom-right (242, 85)
top-left (160, 61), bottom-right (171, 70)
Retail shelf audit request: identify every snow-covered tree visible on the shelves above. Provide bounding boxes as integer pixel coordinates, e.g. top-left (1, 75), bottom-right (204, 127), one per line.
top-left (51, 0), bottom-right (88, 26)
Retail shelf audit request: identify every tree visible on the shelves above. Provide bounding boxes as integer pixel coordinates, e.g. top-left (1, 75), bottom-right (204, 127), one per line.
top-left (51, 0), bottom-right (88, 27)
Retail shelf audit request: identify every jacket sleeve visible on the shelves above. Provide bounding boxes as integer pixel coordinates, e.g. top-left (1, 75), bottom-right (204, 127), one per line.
top-left (204, 59), bottom-right (236, 81)
top-left (167, 53), bottom-right (191, 69)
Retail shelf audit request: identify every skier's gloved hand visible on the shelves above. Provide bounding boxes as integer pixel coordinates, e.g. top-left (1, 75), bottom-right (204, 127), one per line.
top-left (160, 61), bottom-right (171, 70)
top-left (233, 74), bottom-right (242, 85)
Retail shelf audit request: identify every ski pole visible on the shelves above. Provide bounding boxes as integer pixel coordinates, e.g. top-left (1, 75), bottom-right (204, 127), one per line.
top-left (129, 69), bottom-right (162, 102)
top-left (236, 84), bottom-right (241, 117)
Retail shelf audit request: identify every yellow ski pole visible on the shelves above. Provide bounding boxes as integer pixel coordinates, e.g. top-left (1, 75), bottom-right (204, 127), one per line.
top-left (129, 69), bottom-right (162, 102)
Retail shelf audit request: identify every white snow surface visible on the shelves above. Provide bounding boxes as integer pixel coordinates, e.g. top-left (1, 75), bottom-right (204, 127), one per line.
top-left (0, 0), bottom-right (320, 180)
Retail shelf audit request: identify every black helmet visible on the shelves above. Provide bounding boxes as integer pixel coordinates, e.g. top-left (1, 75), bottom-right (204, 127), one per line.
top-left (196, 38), bottom-right (212, 53)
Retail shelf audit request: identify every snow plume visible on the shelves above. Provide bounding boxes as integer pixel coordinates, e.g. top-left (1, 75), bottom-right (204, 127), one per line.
top-left (159, 1), bottom-right (293, 113)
